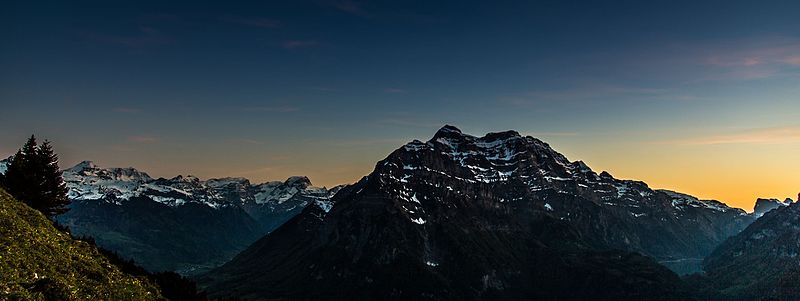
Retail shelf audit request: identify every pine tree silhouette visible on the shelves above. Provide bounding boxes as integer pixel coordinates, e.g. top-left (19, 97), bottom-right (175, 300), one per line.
top-left (3, 136), bottom-right (39, 207)
top-left (37, 140), bottom-right (70, 216)
top-left (2, 135), bottom-right (70, 217)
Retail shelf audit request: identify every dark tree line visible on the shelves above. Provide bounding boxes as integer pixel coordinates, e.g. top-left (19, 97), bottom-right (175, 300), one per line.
top-left (75, 235), bottom-right (211, 301)
top-left (1, 135), bottom-right (70, 218)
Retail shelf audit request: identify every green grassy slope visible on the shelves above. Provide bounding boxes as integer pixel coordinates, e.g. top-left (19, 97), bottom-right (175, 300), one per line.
top-left (0, 188), bottom-right (163, 300)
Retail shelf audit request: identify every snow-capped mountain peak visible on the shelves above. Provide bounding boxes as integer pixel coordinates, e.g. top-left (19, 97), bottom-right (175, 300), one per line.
top-left (170, 174), bottom-right (201, 183)
top-left (285, 176), bottom-right (312, 189)
top-left (65, 161), bottom-right (153, 183)
top-left (60, 161), bottom-right (338, 210)
top-left (366, 125), bottom-right (752, 263)
top-left (67, 160), bottom-right (97, 172)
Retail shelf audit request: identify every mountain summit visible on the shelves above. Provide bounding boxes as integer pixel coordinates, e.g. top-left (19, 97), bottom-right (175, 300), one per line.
top-left (201, 126), bottom-right (750, 300)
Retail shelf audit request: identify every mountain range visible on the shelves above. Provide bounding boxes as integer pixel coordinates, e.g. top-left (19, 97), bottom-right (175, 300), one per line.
top-left (198, 125), bottom-right (771, 300)
top-left (3, 125), bottom-right (796, 300)
top-left (12, 159), bottom-right (340, 274)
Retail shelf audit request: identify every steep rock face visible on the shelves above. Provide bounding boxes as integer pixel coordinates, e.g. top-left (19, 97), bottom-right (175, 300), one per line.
top-left (753, 197), bottom-right (792, 217)
top-left (203, 177), bottom-right (689, 300)
top-left (0, 158), bottom-right (8, 174)
top-left (51, 161), bottom-right (339, 274)
top-left (201, 126), bottom-right (749, 299)
top-left (703, 201), bottom-right (800, 300)
top-left (366, 126), bottom-right (750, 261)
top-left (242, 176), bottom-right (338, 231)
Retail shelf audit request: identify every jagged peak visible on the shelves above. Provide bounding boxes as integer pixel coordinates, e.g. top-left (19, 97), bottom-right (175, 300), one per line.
top-left (658, 189), bottom-right (696, 199)
top-left (753, 197), bottom-right (791, 215)
top-left (431, 125), bottom-right (472, 141)
top-left (171, 175), bottom-right (200, 183)
top-left (482, 130), bottom-right (522, 141)
top-left (63, 161), bottom-right (153, 184)
top-left (206, 177), bottom-right (251, 188)
top-left (436, 124), bottom-right (462, 135)
top-left (431, 126), bottom-right (527, 144)
top-left (68, 160), bottom-right (98, 171)
top-left (285, 176), bottom-right (312, 188)
top-left (573, 160), bottom-right (592, 173)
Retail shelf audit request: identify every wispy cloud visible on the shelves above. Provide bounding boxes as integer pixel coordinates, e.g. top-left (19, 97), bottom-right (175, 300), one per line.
top-left (331, 0), bottom-right (371, 17)
top-left (703, 42), bottom-right (800, 68)
top-left (783, 56), bottom-right (800, 66)
top-left (505, 83), bottom-right (673, 106)
top-left (219, 15), bottom-right (281, 28)
top-left (128, 135), bottom-right (158, 144)
top-left (656, 126), bottom-right (800, 145)
top-left (685, 37), bottom-right (800, 81)
top-left (281, 40), bottom-right (319, 49)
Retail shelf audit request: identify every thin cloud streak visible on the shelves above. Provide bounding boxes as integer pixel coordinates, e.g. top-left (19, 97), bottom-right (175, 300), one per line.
top-left (655, 126), bottom-right (800, 145)
top-left (505, 84), bottom-right (672, 106)
top-left (330, 0), bottom-right (371, 18)
top-left (681, 36), bottom-right (800, 81)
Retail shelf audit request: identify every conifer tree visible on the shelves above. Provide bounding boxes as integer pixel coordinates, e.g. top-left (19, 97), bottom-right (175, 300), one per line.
top-left (1, 135), bottom-right (70, 217)
top-left (3, 135), bottom-right (39, 206)
top-left (36, 140), bottom-right (70, 216)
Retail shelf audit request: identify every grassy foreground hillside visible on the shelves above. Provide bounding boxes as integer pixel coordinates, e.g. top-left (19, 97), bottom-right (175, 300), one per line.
top-left (0, 188), bottom-right (163, 300)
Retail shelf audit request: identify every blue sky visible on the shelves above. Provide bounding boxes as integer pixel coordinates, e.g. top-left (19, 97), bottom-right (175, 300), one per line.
top-left (2, 1), bottom-right (800, 209)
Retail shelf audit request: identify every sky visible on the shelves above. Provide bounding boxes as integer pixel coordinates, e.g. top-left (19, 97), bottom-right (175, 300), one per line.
top-left (1, 0), bottom-right (799, 210)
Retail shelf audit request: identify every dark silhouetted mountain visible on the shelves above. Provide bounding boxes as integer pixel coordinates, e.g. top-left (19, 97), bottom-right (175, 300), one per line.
top-left (200, 125), bottom-right (751, 300)
top-left (40, 161), bottom-right (338, 275)
top-left (753, 197), bottom-right (793, 218)
top-left (701, 200), bottom-right (800, 300)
